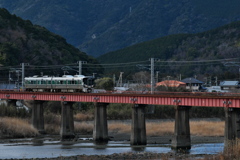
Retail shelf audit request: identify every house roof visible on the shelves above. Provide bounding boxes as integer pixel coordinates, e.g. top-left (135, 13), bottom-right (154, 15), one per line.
top-left (220, 81), bottom-right (239, 86)
top-left (181, 77), bottom-right (204, 84)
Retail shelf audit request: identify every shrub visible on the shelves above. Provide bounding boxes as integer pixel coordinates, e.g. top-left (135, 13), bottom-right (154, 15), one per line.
top-left (0, 103), bottom-right (30, 118)
top-left (107, 103), bottom-right (132, 119)
top-left (44, 112), bottom-right (61, 134)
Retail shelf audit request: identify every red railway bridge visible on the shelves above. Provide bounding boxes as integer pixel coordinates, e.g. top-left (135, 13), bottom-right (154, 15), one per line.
top-left (1, 90), bottom-right (240, 149)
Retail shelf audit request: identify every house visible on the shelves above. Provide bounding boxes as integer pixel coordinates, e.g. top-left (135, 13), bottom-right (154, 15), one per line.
top-left (181, 77), bottom-right (205, 91)
top-left (220, 81), bottom-right (240, 91)
top-left (156, 80), bottom-right (186, 88)
top-left (0, 83), bottom-right (16, 89)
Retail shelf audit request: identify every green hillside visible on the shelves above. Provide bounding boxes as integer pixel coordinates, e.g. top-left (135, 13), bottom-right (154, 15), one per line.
top-left (0, 8), bottom-right (102, 81)
top-left (98, 21), bottom-right (240, 80)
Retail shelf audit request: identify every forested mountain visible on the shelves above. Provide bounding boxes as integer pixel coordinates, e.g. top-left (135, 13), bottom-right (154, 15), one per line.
top-left (0, 0), bottom-right (240, 57)
top-left (98, 21), bottom-right (240, 80)
top-left (0, 8), bottom-right (101, 80)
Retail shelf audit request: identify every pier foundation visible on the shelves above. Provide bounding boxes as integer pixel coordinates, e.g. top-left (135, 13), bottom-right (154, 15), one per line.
top-left (60, 101), bottom-right (75, 139)
top-left (32, 100), bottom-right (45, 134)
top-left (93, 103), bottom-right (108, 142)
top-left (130, 104), bottom-right (146, 145)
top-left (171, 105), bottom-right (191, 149)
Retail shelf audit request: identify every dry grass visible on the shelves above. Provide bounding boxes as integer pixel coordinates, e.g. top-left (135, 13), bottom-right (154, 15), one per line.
top-left (0, 116), bottom-right (224, 138)
top-left (45, 124), bottom-right (61, 135)
top-left (190, 121), bottom-right (224, 136)
top-left (146, 122), bottom-right (174, 136)
top-left (108, 120), bottom-right (224, 137)
top-left (74, 122), bottom-right (93, 134)
top-left (44, 113), bottom-right (61, 134)
top-left (74, 113), bottom-right (94, 121)
top-left (0, 117), bottom-right (39, 138)
top-left (108, 123), bottom-right (131, 133)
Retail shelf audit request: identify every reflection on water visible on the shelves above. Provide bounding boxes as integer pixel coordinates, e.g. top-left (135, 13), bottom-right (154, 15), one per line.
top-left (0, 137), bottom-right (224, 159)
top-left (131, 146), bottom-right (146, 152)
top-left (32, 138), bottom-right (44, 146)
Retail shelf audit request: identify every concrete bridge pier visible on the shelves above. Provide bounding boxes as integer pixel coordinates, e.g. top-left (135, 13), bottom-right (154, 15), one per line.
top-left (32, 100), bottom-right (45, 134)
top-left (224, 107), bottom-right (240, 147)
top-left (60, 101), bottom-right (75, 139)
top-left (171, 105), bottom-right (191, 150)
top-left (93, 103), bottom-right (109, 142)
top-left (130, 104), bottom-right (146, 145)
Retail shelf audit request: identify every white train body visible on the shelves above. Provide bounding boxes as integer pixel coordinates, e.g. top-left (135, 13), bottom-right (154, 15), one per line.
top-left (24, 75), bottom-right (94, 93)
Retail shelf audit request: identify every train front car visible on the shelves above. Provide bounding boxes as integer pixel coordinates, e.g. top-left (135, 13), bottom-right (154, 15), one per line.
top-left (24, 75), bottom-right (95, 93)
top-left (74, 75), bottom-right (95, 93)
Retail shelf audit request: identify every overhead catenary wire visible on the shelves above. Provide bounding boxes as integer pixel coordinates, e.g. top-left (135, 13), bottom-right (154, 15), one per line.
top-left (0, 58), bottom-right (239, 71)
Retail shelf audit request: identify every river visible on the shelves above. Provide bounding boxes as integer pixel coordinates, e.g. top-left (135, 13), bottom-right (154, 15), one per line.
top-left (0, 136), bottom-right (223, 159)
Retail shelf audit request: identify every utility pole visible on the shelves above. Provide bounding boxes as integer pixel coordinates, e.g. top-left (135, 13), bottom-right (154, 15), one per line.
top-left (20, 63), bottom-right (29, 91)
top-left (150, 58), bottom-right (160, 94)
top-left (209, 76), bottom-right (212, 86)
top-left (92, 73), bottom-right (97, 78)
top-left (77, 61), bottom-right (87, 75)
top-left (113, 74), bottom-right (116, 87)
top-left (8, 70), bottom-right (13, 88)
top-left (215, 76), bottom-right (218, 86)
top-left (150, 58), bottom-right (154, 94)
top-left (156, 71), bottom-right (159, 83)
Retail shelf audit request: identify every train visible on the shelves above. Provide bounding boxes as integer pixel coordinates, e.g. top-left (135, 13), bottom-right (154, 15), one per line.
top-left (24, 75), bottom-right (95, 93)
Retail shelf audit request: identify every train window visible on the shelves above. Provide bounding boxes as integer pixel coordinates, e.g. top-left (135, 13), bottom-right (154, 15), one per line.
top-left (52, 81), bottom-right (55, 84)
top-left (47, 81), bottom-right (51, 84)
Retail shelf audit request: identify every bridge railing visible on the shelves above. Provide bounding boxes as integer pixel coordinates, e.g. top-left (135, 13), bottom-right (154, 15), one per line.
top-left (1, 89), bottom-right (240, 97)
top-left (95, 90), bottom-right (240, 97)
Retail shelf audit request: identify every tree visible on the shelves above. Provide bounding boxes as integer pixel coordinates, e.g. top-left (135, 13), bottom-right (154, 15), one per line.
top-left (132, 71), bottom-right (151, 84)
top-left (95, 77), bottom-right (114, 91)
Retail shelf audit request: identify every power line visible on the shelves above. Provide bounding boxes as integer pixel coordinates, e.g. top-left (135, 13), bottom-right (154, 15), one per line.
top-left (0, 58), bottom-right (238, 71)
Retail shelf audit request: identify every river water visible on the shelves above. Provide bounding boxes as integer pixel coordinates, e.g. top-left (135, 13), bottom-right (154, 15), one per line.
top-left (0, 137), bottom-right (223, 159)
top-left (0, 118), bottom-right (224, 159)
